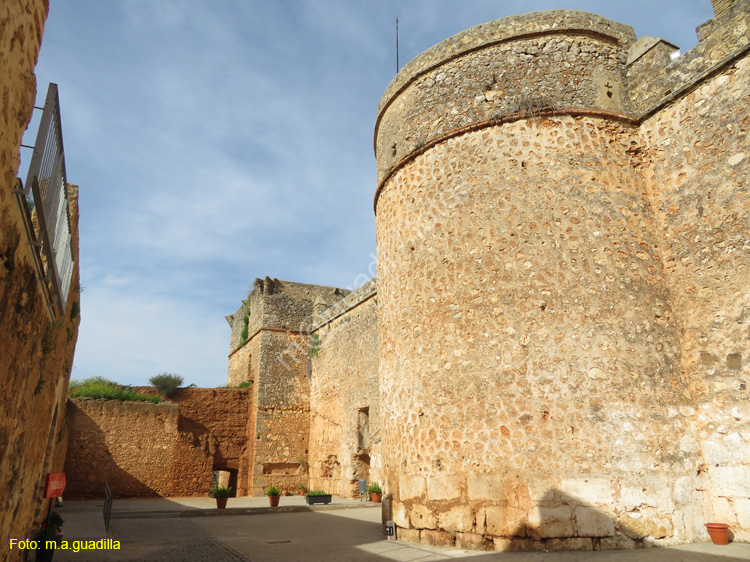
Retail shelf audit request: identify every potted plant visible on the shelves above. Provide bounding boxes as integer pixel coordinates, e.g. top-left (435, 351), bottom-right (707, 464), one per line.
top-left (368, 482), bottom-right (383, 503)
top-left (209, 485), bottom-right (233, 509)
top-left (305, 489), bottom-right (332, 505)
top-left (34, 511), bottom-right (64, 562)
top-left (298, 482), bottom-right (307, 496)
top-left (281, 488), bottom-right (289, 496)
top-left (265, 484), bottom-right (281, 507)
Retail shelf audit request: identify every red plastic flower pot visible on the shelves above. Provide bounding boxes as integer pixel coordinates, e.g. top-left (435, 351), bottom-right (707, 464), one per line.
top-left (705, 523), bottom-right (730, 545)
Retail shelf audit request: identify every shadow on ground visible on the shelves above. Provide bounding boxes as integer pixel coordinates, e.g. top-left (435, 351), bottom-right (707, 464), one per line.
top-left (49, 502), bottom-right (749, 562)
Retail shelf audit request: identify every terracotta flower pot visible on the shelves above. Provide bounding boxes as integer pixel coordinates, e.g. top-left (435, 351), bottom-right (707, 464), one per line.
top-left (705, 523), bottom-right (730, 545)
top-left (299, 490), bottom-right (306, 496)
top-left (269, 495), bottom-right (280, 507)
top-left (216, 498), bottom-right (228, 509)
top-left (371, 493), bottom-right (382, 503)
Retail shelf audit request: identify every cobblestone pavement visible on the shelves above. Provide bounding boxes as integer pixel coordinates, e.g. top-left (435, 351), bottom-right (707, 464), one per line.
top-left (46, 499), bottom-right (750, 562)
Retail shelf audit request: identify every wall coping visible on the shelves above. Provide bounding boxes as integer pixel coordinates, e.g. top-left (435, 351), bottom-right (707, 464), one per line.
top-left (311, 277), bottom-right (377, 333)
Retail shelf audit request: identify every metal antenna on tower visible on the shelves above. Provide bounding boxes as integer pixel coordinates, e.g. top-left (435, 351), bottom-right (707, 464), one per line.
top-left (396, 18), bottom-right (400, 73)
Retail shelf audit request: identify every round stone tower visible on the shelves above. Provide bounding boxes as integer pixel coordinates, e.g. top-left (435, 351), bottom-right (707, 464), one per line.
top-left (374, 11), bottom-right (699, 551)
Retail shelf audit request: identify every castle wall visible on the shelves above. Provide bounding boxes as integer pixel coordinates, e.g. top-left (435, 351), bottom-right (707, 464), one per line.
top-left (627, 4), bottom-right (750, 115)
top-left (376, 114), bottom-right (698, 550)
top-left (64, 388), bottom-right (250, 498)
top-left (640, 52), bottom-right (750, 540)
top-left (227, 334), bottom-right (260, 387)
top-left (372, 8), bottom-right (749, 550)
top-left (250, 329), bottom-right (311, 495)
top-left (374, 11), bottom-right (636, 192)
top-left (225, 278), bottom-right (349, 495)
top-left (0, 1), bottom-right (84, 556)
top-left (308, 278), bottom-right (380, 497)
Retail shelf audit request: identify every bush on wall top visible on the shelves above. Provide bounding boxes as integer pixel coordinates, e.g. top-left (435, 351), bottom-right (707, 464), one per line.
top-left (68, 377), bottom-right (161, 403)
top-left (149, 373), bottom-right (183, 397)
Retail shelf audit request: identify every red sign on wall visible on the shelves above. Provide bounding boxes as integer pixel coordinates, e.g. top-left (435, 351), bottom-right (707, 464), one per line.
top-left (43, 473), bottom-right (66, 498)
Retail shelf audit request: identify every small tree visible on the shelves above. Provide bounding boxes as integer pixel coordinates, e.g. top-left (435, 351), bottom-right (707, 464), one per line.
top-left (149, 373), bottom-right (183, 397)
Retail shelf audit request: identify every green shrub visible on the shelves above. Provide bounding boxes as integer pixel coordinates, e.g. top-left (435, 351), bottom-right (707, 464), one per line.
top-left (68, 377), bottom-right (162, 403)
top-left (265, 484), bottom-right (281, 497)
top-left (305, 489), bottom-right (329, 496)
top-left (210, 485), bottom-right (233, 498)
top-left (237, 381), bottom-right (252, 388)
top-left (309, 333), bottom-right (321, 358)
top-left (149, 373), bottom-right (183, 397)
top-left (368, 482), bottom-right (382, 494)
top-left (239, 310), bottom-right (251, 346)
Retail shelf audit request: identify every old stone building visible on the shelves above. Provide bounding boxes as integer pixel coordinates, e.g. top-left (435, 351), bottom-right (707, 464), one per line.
top-left (1, 1), bottom-right (82, 560)
top-left (54, 0), bottom-right (750, 555)
top-left (226, 0), bottom-right (750, 552)
top-left (225, 277), bottom-right (381, 498)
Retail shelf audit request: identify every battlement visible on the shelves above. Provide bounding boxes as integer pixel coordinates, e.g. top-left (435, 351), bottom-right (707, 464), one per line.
top-left (628, 0), bottom-right (750, 115)
top-left (227, 277), bottom-right (349, 355)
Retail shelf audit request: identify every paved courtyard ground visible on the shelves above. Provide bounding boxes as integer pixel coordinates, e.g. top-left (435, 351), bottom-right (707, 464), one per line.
top-left (40, 497), bottom-right (750, 561)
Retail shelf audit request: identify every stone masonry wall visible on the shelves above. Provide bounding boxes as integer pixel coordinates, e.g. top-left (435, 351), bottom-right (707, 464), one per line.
top-left (374, 11), bottom-right (636, 192)
top-left (134, 386), bottom-right (253, 494)
top-left (627, 3), bottom-right (750, 115)
top-left (65, 388), bottom-right (251, 498)
top-left (374, 6), bottom-right (750, 551)
top-left (376, 115), bottom-right (695, 551)
top-left (0, 2), bottom-right (83, 558)
top-left (65, 399), bottom-right (186, 498)
top-left (308, 278), bottom-right (380, 497)
top-left (252, 330), bottom-right (311, 495)
top-left (225, 278), bottom-right (350, 495)
top-left (640, 53), bottom-right (750, 540)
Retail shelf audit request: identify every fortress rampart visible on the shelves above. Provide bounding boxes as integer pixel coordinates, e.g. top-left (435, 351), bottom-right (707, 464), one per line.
top-left (374, 3), bottom-right (749, 550)
top-left (308, 278), bottom-right (380, 497)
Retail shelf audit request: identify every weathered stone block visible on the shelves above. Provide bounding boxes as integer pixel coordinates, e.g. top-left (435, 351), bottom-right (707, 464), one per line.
top-left (428, 473), bottom-right (462, 500)
top-left (399, 475), bottom-right (426, 500)
top-left (735, 499), bottom-right (750, 528)
top-left (528, 506), bottom-right (574, 538)
top-left (410, 503), bottom-right (437, 529)
top-left (397, 527), bottom-right (420, 543)
top-left (710, 466), bottom-right (750, 498)
top-left (560, 477), bottom-right (613, 505)
top-left (485, 505), bottom-right (526, 537)
top-left (600, 534), bottom-right (640, 550)
top-left (438, 505), bottom-right (474, 532)
top-left (493, 537), bottom-right (546, 552)
top-left (710, 496), bottom-right (737, 524)
top-left (421, 529), bottom-right (452, 547)
top-left (467, 474), bottom-right (504, 501)
top-left (392, 501), bottom-right (409, 528)
top-left (455, 532), bottom-right (485, 550)
top-left (546, 538), bottom-right (594, 551)
top-left (575, 506), bottom-right (615, 537)
top-left (620, 513), bottom-right (669, 539)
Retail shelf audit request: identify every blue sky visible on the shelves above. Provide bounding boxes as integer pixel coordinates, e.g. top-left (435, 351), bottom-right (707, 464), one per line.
top-left (24, 0), bottom-right (715, 387)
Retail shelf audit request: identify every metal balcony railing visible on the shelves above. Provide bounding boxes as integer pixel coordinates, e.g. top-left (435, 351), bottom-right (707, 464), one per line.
top-left (14, 83), bottom-right (74, 321)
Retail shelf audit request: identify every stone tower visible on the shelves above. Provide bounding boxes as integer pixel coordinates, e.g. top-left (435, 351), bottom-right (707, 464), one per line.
top-left (375, 5), bottom-right (750, 551)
